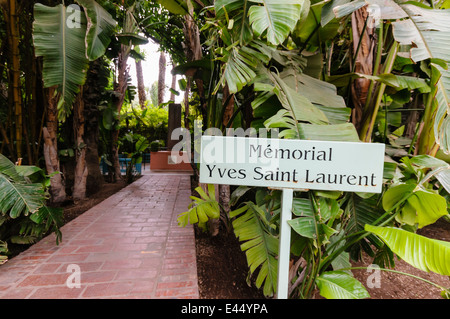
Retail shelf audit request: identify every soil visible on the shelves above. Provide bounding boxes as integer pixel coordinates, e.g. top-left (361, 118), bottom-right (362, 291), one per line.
top-left (195, 217), bottom-right (450, 300)
top-left (195, 225), bottom-right (265, 299)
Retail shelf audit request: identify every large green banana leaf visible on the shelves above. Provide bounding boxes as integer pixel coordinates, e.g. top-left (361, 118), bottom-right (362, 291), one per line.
top-left (215, 0), bottom-right (253, 45)
top-left (230, 202), bottom-right (279, 297)
top-left (177, 185), bottom-right (220, 228)
top-left (33, 3), bottom-right (89, 121)
top-left (76, 0), bottom-right (117, 61)
top-left (219, 46), bottom-right (260, 94)
top-left (33, 2), bottom-right (116, 121)
top-left (0, 154), bottom-right (45, 218)
top-left (382, 182), bottom-right (448, 228)
top-left (365, 224), bottom-right (450, 276)
top-left (269, 71), bottom-right (330, 127)
top-left (157, 0), bottom-right (188, 15)
top-left (248, 0), bottom-right (305, 45)
top-left (389, 3), bottom-right (450, 154)
top-left (316, 270), bottom-right (370, 299)
top-left (216, 0), bottom-right (305, 45)
top-left (280, 69), bottom-right (351, 124)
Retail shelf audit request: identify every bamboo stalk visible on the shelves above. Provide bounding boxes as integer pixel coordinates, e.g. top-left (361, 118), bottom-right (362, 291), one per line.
top-left (8, 0), bottom-right (23, 160)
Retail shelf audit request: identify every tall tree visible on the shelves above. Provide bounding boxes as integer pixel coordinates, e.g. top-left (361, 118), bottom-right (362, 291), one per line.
top-left (170, 60), bottom-right (177, 102)
top-left (83, 59), bottom-right (106, 196)
top-left (72, 88), bottom-right (88, 201)
top-left (2, 0), bottom-right (22, 162)
top-left (32, 0), bottom-right (116, 201)
top-left (182, 6), bottom-right (202, 129)
top-left (42, 87), bottom-right (67, 203)
top-left (157, 50), bottom-right (166, 105)
top-left (136, 58), bottom-right (146, 108)
top-left (110, 3), bottom-right (147, 181)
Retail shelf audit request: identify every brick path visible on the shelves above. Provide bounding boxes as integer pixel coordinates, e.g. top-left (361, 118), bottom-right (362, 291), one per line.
top-left (0, 172), bottom-right (199, 299)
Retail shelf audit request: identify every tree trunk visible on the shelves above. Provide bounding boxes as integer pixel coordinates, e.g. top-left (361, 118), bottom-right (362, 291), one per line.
top-left (170, 61), bottom-right (177, 102)
top-left (72, 88), bottom-right (88, 201)
top-left (158, 51), bottom-right (166, 105)
top-left (136, 59), bottom-right (146, 109)
top-left (222, 85), bottom-right (235, 130)
top-left (182, 12), bottom-right (203, 130)
top-left (111, 129), bottom-right (122, 181)
top-left (43, 87), bottom-right (66, 203)
top-left (4, 0), bottom-right (22, 161)
top-left (111, 45), bottom-right (130, 181)
top-left (215, 85), bottom-right (235, 236)
top-left (84, 60), bottom-right (105, 195)
top-left (184, 77), bottom-right (191, 130)
top-left (351, 7), bottom-right (375, 133)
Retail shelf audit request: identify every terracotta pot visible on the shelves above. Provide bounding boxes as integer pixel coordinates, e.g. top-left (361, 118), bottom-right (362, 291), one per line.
top-left (149, 151), bottom-right (193, 171)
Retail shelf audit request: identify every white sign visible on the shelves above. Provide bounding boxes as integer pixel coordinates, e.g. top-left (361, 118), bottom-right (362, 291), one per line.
top-left (199, 136), bottom-right (385, 193)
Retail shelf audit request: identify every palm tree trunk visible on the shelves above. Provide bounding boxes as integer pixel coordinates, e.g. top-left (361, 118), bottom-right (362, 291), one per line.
top-left (182, 12), bottom-right (202, 130)
top-left (136, 59), bottom-right (146, 109)
top-left (170, 60), bottom-right (177, 102)
top-left (158, 51), bottom-right (166, 105)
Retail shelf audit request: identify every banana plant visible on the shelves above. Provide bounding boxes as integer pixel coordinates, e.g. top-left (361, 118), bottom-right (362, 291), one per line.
top-left (175, 0), bottom-right (450, 300)
top-left (0, 153), bottom-right (63, 262)
top-left (33, 0), bottom-right (117, 121)
top-left (332, 0), bottom-right (450, 156)
top-left (0, 153), bottom-right (45, 218)
top-left (177, 184), bottom-right (221, 231)
top-left (365, 225), bottom-right (450, 276)
top-left (229, 200), bottom-right (279, 297)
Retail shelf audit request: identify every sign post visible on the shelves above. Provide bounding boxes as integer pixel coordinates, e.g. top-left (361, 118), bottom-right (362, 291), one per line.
top-left (277, 188), bottom-right (293, 299)
top-left (199, 136), bottom-right (385, 299)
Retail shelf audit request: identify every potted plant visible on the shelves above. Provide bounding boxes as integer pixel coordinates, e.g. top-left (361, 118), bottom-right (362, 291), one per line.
top-left (150, 140), bottom-right (161, 153)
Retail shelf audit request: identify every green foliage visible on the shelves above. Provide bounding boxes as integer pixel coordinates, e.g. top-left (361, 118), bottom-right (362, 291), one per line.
top-left (365, 225), bottom-right (450, 276)
top-left (0, 240), bottom-right (7, 265)
top-left (315, 271), bottom-right (370, 299)
top-left (177, 185), bottom-right (220, 231)
top-left (181, 0), bottom-right (450, 299)
top-left (150, 140), bottom-right (161, 152)
top-left (119, 104), bottom-right (169, 149)
top-left (76, 0), bottom-right (118, 60)
top-left (32, 1), bottom-right (117, 121)
top-left (33, 3), bottom-right (89, 121)
top-left (0, 154), bottom-right (63, 262)
top-left (0, 154), bottom-right (45, 218)
top-left (384, 155), bottom-right (450, 229)
top-left (230, 201), bottom-right (279, 297)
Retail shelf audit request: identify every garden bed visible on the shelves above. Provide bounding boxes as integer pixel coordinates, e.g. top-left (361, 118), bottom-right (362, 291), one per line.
top-left (195, 218), bottom-right (450, 299)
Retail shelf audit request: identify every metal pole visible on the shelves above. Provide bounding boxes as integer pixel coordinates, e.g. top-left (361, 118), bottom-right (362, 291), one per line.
top-left (277, 188), bottom-right (293, 299)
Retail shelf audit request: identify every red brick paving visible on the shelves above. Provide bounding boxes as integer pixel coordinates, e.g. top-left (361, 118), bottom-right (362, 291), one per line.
top-left (0, 172), bottom-right (199, 299)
